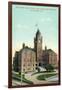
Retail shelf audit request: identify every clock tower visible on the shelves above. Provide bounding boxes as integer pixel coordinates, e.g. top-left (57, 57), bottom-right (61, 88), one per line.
top-left (34, 28), bottom-right (43, 67)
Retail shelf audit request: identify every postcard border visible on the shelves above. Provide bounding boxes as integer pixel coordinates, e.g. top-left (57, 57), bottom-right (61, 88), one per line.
top-left (8, 1), bottom-right (61, 88)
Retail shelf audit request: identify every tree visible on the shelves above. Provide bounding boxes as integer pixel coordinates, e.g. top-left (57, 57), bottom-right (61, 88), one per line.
top-left (45, 64), bottom-right (54, 72)
top-left (36, 67), bottom-right (41, 72)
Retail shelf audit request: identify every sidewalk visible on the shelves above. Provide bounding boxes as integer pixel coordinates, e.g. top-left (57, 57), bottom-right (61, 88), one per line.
top-left (25, 72), bottom-right (58, 84)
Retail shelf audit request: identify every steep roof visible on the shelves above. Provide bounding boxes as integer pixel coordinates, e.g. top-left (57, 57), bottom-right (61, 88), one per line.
top-left (43, 49), bottom-right (57, 55)
top-left (47, 49), bottom-right (57, 54)
top-left (19, 46), bottom-right (35, 54)
top-left (36, 29), bottom-right (41, 36)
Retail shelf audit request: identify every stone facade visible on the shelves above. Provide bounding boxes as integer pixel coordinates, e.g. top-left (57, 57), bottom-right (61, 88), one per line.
top-left (13, 29), bottom-right (58, 72)
top-left (19, 47), bottom-right (36, 73)
top-left (42, 48), bottom-right (58, 68)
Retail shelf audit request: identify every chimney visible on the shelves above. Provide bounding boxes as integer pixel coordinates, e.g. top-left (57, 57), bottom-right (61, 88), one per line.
top-left (22, 43), bottom-right (25, 48)
top-left (45, 46), bottom-right (47, 50)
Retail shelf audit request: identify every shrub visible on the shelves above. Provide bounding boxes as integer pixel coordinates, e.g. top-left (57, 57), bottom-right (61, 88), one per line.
top-left (45, 64), bottom-right (54, 72)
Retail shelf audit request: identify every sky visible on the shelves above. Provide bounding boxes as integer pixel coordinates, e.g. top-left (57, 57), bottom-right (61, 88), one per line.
top-left (12, 4), bottom-right (59, 58)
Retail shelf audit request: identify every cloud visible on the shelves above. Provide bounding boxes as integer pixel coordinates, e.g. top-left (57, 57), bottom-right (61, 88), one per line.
top-left (41, 17), bottom-right (52, 22)
top-left (16, 24), bottom-right (29, 30)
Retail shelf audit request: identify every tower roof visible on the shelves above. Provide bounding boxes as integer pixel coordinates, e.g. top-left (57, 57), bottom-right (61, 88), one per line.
top-left (36, 28), bottom-right (41, 36)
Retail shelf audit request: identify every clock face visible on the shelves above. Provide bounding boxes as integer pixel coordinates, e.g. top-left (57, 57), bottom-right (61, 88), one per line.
top-left (39, 39), bottom-right (40, 43)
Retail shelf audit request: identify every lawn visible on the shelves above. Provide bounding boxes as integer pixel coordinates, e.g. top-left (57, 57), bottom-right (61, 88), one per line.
top-left (37, 73), bottom-right (57, 80)
top-left (12, 73), bottom-right (33, 84)
top-left (31, 71), bottom-right (55, 76)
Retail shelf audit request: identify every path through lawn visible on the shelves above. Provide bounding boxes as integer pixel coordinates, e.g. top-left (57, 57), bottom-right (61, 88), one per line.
top-left (25, 72), bottom-right (58, 84)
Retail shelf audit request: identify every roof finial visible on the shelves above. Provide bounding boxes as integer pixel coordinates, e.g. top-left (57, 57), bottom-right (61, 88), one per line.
top-left (35, 24), bottom-right (39, 29)
top-left (35, 24), bottom-right (40, 32)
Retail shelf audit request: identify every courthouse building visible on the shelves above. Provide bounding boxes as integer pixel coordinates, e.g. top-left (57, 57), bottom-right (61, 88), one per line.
top-left (13, 28), bottom-right (58, 73)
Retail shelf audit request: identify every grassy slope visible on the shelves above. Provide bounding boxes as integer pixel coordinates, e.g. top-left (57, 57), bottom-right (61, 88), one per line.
top-left (12, 73), bottom-right (33, 84)
top-left (37, 73), bottom-right (57, 80)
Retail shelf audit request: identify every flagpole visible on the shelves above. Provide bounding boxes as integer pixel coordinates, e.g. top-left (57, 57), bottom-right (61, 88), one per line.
top-left (21, 72), bottom-right (22, 85)
top-left (21, 57), bottom-right (22, 85)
